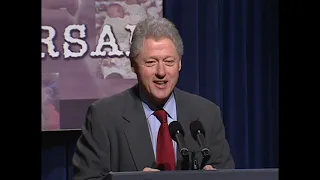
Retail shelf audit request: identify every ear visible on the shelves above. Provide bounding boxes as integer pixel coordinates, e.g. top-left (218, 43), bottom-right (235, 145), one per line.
top-left (178, 59), bottom-right (182, 71)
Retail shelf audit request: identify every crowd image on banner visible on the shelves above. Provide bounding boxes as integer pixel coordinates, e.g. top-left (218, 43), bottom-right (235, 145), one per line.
top-left (41, 0), bottom-right (163, 130)
top-left (41, 73), bottom-right (60, 131)
top-left (95, 0), bottom-right (163, 80)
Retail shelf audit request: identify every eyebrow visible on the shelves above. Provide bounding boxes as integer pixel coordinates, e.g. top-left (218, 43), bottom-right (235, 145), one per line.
top-left (147, 56), bottom-right (175, 60)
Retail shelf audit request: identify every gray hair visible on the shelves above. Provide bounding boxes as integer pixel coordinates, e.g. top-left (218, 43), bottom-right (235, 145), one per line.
top-left (129, 17), bottom-right (184, 63)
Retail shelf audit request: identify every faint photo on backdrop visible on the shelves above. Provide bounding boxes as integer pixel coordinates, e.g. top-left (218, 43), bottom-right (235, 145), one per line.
top-left (42, 0), bottom-right (163, 100)
top-left (42, 73), bottom-right (60, 131)
top-left (41, 0), bottom-right (163, 130)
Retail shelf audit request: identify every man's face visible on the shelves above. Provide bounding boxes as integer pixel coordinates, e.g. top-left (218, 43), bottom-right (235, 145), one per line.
top-left (132, 38), bottom-right (181, 106)
top-left (107, 4), bottom-right (125, 18)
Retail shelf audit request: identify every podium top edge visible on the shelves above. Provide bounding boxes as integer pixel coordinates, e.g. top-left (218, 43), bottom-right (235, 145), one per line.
top-left (109, 168), bottom-right (279, 175)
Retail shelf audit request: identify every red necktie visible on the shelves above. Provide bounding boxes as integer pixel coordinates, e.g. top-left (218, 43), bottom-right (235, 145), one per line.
top-left (154, 109), bottom-right (176, 170)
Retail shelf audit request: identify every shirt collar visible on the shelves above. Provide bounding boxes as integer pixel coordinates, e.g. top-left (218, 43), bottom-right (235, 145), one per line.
top-left (140, 89), bottom-right (176, 119)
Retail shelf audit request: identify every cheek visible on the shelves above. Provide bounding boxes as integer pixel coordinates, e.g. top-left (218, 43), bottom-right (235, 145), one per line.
top-left (137, 67), bottom-right (154, 81)
top-left (167, 67), bottom-right (180, 78)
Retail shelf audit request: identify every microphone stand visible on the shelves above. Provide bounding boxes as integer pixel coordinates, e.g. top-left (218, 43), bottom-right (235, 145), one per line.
top-left (187, 150), bottom-right (211, 170)
top-left (180, 150), bottom-right (198, 170)
top-left (200, 152), bottom-right (211, 170)
top-left (191, 150), bottom-right (199, 170)
top-left (181, 153), bottom-right (190, 170)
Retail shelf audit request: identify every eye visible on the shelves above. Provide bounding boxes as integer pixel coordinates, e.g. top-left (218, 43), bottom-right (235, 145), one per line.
top-left (164, 60), bottom-right (175, 66)
top-left (145, 60), bottom-right (156, 66)
top-left (146, 60), bottom-right (156, 64)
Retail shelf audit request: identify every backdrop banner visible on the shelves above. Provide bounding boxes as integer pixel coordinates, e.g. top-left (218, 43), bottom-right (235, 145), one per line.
top-left (41, 0), bottom-right (163, 131)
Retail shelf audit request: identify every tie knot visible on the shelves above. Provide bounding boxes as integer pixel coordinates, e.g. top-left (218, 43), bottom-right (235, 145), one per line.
top-left (154, 109), bottom-right (168, 123)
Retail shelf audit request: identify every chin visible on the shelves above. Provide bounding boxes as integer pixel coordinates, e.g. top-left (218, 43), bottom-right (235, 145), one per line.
top-left (152, 91), bottom-right (171, 101)
top-left (155, 95), bottom-right (169, 101)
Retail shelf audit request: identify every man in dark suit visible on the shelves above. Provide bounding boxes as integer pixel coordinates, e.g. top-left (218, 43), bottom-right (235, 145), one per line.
top-left (72, 16), bottom-right (235, 179)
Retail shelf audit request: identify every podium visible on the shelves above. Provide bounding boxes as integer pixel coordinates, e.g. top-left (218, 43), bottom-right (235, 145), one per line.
top-left (106, 168), bottom-right (278, 180)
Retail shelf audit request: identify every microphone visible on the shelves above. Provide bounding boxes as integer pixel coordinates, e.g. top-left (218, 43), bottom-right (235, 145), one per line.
top-left (169, 121), bottom-right (189, 156)
top-left (190, 120), bottom-right (210, 157)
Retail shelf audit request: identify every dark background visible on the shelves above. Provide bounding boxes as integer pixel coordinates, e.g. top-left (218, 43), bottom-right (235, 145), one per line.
top-left (42, 0), bottom-right (279, 179)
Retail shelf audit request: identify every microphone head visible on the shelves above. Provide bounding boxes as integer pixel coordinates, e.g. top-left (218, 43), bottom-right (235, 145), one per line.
top-left (169, 121), bottom-right (185, 141)
top-left (190, 120), bottom-right (206, 139)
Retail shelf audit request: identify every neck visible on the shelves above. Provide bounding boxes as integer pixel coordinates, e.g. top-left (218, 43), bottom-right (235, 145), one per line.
top-left (138, 85), bottom-right (170, 109)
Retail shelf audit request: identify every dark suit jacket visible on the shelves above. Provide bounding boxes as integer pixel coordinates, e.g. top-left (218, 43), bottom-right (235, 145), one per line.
top-left (73, 85), bottom-right (235, 179)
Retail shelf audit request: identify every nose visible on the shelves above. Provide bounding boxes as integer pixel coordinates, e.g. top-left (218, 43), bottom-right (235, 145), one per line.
top-left (156, 61), bottom-right (166, 78)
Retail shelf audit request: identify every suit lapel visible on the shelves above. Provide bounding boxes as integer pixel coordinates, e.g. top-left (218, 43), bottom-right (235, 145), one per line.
top-left (174, 88), bottom-right (200, 170)
top-left (121, 86), bottom-right (200, 171)
top-left (122, 85), bottom-right (156, 171)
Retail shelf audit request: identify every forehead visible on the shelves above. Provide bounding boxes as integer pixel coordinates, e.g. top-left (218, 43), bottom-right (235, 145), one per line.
top-left (141, 38), bottom-right (177, 53)
top-left (108, 4), bottom-right (123, 10)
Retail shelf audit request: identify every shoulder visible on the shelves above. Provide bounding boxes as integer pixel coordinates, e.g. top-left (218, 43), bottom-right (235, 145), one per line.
top-left (88, 87), bottom-right (133, 114)
top-left (175, 88), bottom-right (220, 111)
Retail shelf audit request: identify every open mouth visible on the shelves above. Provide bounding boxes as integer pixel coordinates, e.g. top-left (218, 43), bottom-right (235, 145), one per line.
top-left (154, 80), bottom-right (168, 88)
